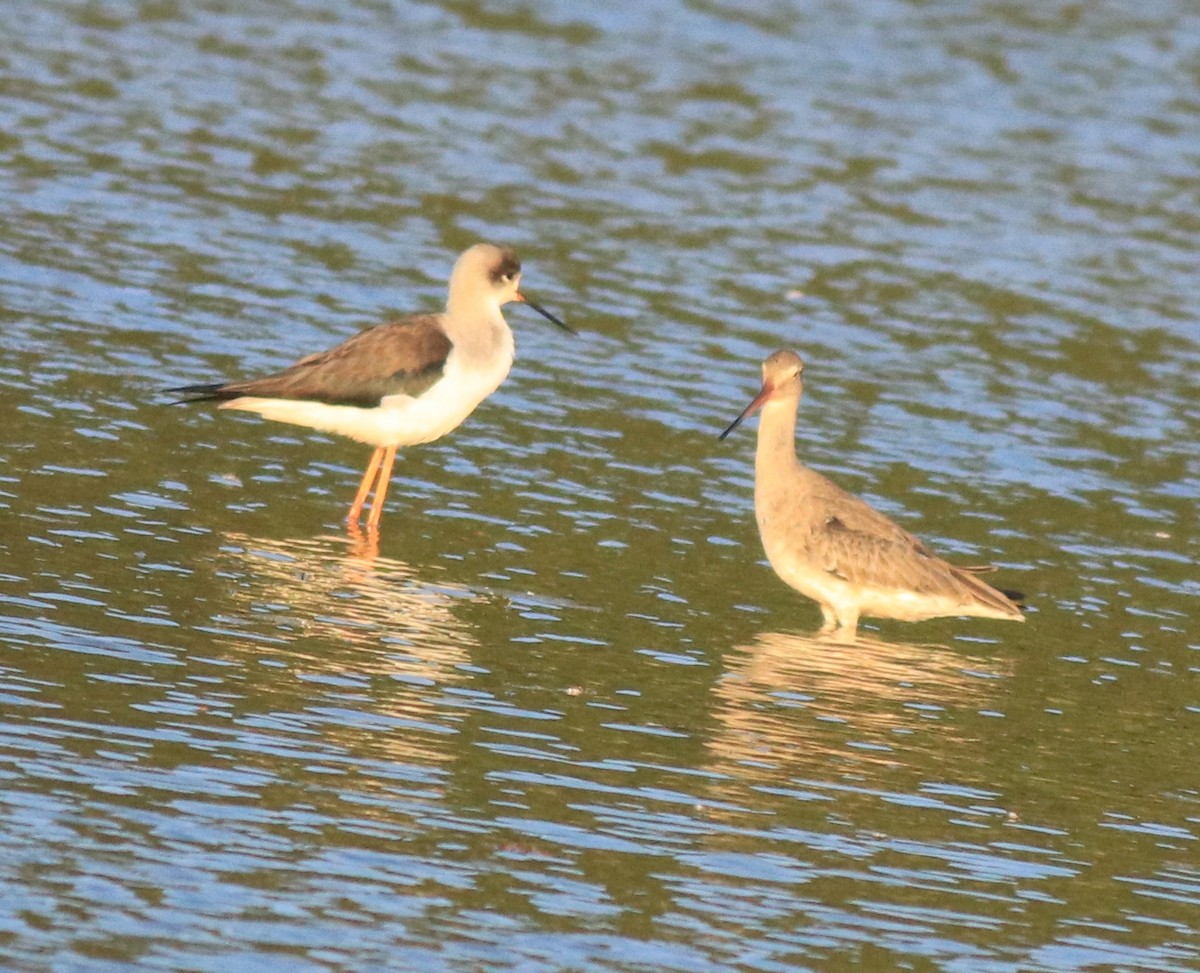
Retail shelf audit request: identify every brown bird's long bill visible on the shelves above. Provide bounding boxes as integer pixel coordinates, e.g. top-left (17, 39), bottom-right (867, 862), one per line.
top-left (517, 292), bottom-right (575, 335)
top-left (719, 383), bottom-right (773, 440)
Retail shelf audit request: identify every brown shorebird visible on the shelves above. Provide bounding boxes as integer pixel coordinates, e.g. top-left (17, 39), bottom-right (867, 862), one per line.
top-left (720, 350), bottom-right (1024, 638)
top-left (170, 243), bottom-right (572, 530)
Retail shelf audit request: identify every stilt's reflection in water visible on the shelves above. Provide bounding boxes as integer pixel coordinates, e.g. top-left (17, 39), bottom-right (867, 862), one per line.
top-left (217, 530), bottom-right (477, 661)
top-left (704, 630), bottom-right (1013, 804)
top-left (211, 531), bottom-right (481, 772)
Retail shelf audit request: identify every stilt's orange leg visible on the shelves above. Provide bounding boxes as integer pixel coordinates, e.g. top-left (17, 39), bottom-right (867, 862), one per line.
top-left (365, 445), bottom-right (397, 530)
top-left (347, 446), bottom-right (386, 526)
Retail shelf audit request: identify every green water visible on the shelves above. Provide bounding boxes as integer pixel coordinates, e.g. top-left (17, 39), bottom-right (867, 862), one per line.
top-left (1, 1), bottom-right (1197, 970)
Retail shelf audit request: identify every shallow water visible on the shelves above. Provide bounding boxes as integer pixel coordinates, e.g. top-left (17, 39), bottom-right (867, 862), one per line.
top-left (1, 0), bottom-right (1198, 970)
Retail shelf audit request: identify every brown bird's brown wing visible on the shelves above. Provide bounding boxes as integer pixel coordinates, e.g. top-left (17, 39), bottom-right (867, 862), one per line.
top-left (171, 316), bottom-right (453, 408)
top-left (811, 515), bottom-right (1021, 616)
top-left (813, 514), bottom-right (949, 592)
top-left (801, 474), bottom-right (942, 564)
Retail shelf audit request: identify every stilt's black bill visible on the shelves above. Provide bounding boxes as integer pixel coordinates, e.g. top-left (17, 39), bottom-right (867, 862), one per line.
top-left (518, 293), bottom-right (575, 335)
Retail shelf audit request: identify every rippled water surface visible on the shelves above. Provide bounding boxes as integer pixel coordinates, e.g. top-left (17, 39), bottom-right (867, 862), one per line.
top-left (2, 0), bottom-right (1198, 969)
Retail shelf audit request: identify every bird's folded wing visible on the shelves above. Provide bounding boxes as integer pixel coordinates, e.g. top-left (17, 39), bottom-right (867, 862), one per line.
top-left (814, 515), bottom-right (965, 595)
top-left (222, 316), bottom-right (453, 407)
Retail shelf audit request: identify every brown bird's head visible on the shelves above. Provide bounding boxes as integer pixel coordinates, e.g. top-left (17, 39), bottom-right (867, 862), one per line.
top-left (719, 350), bottom-right (805, 440)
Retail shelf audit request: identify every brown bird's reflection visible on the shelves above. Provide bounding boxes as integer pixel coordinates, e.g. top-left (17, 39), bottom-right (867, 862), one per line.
top-left (704, 629), bottom-right (1013, 804)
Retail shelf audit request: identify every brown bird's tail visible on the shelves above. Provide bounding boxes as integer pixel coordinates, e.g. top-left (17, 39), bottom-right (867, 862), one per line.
top-left (954, 566), bottom-right (1026, 621)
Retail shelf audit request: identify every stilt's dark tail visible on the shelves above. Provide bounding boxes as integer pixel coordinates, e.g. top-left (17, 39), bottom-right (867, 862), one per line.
top-left (165, 383), bottom-right (239, 405)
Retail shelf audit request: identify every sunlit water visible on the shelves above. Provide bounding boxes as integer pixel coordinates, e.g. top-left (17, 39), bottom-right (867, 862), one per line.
top-left (1, 0), bottom-right (1197, 970)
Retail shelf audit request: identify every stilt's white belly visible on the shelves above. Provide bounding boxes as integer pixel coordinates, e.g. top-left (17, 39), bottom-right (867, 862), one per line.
top-left (220, 350), bottom-right (513, 448)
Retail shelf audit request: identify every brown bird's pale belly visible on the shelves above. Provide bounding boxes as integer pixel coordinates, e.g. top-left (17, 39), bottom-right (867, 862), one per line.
top-left (763, 536), bottom-right (988, 623)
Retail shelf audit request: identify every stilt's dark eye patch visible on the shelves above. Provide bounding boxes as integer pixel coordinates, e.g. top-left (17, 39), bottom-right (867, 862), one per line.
top-left (490, 252), bottom-right (522, 284)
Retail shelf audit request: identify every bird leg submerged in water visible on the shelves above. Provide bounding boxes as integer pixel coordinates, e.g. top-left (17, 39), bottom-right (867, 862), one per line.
top-left (346, 444), bottom-right (401, 530)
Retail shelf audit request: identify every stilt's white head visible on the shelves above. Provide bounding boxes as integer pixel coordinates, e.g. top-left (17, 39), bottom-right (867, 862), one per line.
top-left (448, 244), bottom-right (573, 333)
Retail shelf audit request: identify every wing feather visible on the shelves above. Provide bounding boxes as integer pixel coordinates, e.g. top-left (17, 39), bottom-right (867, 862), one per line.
top-left (774, 471), bottom-right (1021, 617)
top-left (811, 514), bottom-right (1021, 616)
top-left (170, 316), bottom-right (452, 408)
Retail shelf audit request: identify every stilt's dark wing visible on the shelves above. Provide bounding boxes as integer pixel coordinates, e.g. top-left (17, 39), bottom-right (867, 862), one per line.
top-left (169, 316), bottom-right (453, 408)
